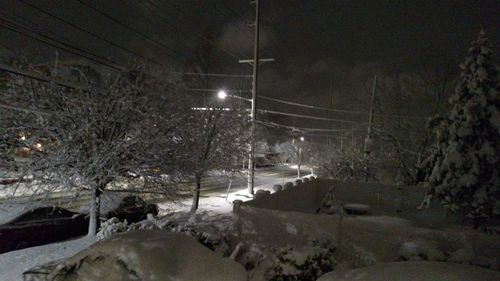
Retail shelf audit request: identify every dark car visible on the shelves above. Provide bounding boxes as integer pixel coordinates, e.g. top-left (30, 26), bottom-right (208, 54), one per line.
top-left (106, 196), bottom-right (158, 223)
top-left (255, 156), bottom-right (275, 168)
top-left (0, 206), bottom-right (88, 254)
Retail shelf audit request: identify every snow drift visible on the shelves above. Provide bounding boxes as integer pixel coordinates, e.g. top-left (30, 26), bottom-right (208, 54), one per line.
top-left (46, 230), bottom-right (247, 281)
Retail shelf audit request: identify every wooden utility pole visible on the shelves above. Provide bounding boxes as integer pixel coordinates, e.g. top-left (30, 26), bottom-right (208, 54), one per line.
top-left (364, 75), bottom-right (377, 182)
top-left (367, 75), bottom-right (377, 142)
top-left (327, 80), bottom-right (334, 148)
top-left (238, 0), bottom-right (274, 196)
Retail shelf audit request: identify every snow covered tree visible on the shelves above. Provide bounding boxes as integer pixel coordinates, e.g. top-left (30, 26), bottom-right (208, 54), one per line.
top-left (1, 62), bottom-right (180, 236)
top-left (174, 97), bottom-right (249, 212)
top-left (277, 136), bottom-right (311, 178)
top-left (424, 30), bottom-right (500, 227)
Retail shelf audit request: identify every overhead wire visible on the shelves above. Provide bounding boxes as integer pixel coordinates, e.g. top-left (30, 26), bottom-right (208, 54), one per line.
top-left (18, 0), bottom-right (254, 79)
top-left (0, 62), bottom-right (89, 90)
top-left (0, 15), bottom-right (125, 72)
top-left (255, 119), bottom-right (367, 133)
top-left (259, 95), bottom-right (431, 120)
top-left (18, 0), bottom-right (162, 67)
top-left (257, 109), bottom-right (357, 123)
top-left (73, 0), bottom-right (183, 63)
top-left (141, 0), bottom-right (247, 61)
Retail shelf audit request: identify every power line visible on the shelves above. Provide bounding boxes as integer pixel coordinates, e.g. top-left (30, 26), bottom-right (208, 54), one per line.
top-left (74, 0), bottom-right (182, 63)
top-left (141, 0), bottom-right (246, 61)
top-left (18, 0), bottom-right (161, 67)
top-left (123, 0), bottom-right (198, 56)
top-left (0, 62), bottom-right (246, 98)
top-left (0, 16), bottom-right (125, 72)
top-left (255, 119), bottom-right (360, 133)
top-left (0, 62), bottom-right (88, 90)
top-left (257, 109), bottom-right (357, 123)
top-left (259, 95), bottom-right (430, 120)
top-left (0, 15), bottom-right (204, 92)
top-left (18, 1), bottom-right (253, 80)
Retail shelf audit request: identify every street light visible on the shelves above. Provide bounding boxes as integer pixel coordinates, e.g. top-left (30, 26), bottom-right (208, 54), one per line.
top-left (217, 90), bottom-right (227, 100)
top-left (300, 136), bottom-right (305, 142)
top-left (217, 90), bottom-right (251, 103)
top-left (216, 90), bottom-right (255, 195)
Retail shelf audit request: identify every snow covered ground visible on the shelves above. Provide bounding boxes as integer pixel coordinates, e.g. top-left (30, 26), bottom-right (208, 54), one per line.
top-left (5, 175), bottom-right (497, 281)
top-left (0, 171), bottom-right (310, 281)
top-left (0, 236), bottom-right (95, 281)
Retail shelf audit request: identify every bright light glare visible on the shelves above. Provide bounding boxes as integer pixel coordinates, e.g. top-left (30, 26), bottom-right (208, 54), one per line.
top-left (300, 136), bottom-right (305, 141)
top-left (35, 143), bottom-right (42, 149)
top-left (217, 90), bottom-right (227, 99)
top-left (20, 136), bottom-right (26, 141)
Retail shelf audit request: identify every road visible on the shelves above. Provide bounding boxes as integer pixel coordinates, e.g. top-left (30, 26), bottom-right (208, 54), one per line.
top-left (0, 165), bottom-right (310, 210)
top-left (199, 165), bottom-right (308, 198)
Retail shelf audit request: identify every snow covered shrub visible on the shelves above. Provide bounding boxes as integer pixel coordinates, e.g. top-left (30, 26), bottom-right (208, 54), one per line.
top-left (398, 240), bottom-right (446, 261)
top-left (97, 214), bottom-right (163, 240)
top-left (255, 189), bottom-right (271, 200)
top-left (156, 212), bottom-right (235, 255)
top-left (273, 184), bottom-right (283, 193)
top-left (424, 30), bottom-right (500, 227)
top-left (335, 243), bottom-right (377, 268)
top-left (264, 245), bottom-right (336, 281)
top-left (96, 217), bottom-right (129, 241)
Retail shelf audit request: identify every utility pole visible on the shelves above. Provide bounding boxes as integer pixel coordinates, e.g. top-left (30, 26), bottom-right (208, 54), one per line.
top-left (366, 75), bottom-right (377, 143)
top-left (239, 0), bottom-right (274, 196)
top-left (364, 75), bottom-right (377, 182)
top-left (327, 80), bottom-right (334, 148)
top-left (249, 0), bottom-right (260, 196)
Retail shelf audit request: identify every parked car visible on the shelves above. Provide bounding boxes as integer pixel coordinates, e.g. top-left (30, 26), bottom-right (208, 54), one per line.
top-left (0, 206), bottom-right (88, 254)
top-left (255, 156), bottom-right (275, 168)
top-left (106, 196), bottom-right (158, 223)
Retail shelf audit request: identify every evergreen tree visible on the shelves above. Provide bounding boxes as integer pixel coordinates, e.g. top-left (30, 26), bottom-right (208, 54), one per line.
top-left (425, 30), bottom-right (500, 227)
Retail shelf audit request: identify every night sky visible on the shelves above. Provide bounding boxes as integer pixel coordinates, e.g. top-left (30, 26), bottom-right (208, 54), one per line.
top-left (1, 0), bottom-right (499, 130)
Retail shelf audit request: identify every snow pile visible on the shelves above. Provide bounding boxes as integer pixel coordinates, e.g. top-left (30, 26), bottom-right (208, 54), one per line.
top-left (0, 202), bottom-right (45, 224)
top-left (47, 230), bottom-right (247, 281)
top-left (317, 261), bottom-right (500, 281)
top-left (397, 239), bottom-right (446, 261)
top-left (96, 211), bottom-right (239, 256)
top-left (0, 237), bottom-right (94, 281)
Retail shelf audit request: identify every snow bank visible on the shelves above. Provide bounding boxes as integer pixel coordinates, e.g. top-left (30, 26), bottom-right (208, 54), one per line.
top-left (243, 178), bottom-right (462, 228)
top-left (48, 230), bottom-right (247, 281)
top-left (235, 205), bottom-right (500, 272)
top-left (0, 202), bottom-right (46, 224)
top-left (0, 237), bottom-right (94, 281)
top-left (317, 261), bottom-right (500, 281)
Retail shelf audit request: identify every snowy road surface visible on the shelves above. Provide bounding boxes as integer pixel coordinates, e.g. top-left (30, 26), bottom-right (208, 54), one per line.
top-left (199, 165), bottom-right (307, 197)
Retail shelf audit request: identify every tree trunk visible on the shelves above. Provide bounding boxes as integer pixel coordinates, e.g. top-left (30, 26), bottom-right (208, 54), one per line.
top-left (88, 186), bottom-right (102, 237)
top-left (297, 163), bottom-right (301, 178)
top-left (191, 177), bottom-right (202, 213)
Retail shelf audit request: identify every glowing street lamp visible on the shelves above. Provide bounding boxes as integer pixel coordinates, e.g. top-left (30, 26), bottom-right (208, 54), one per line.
top-left (217, 90), bottom-right (227, 100)
top-left (300, 136), bottom-right (305, 142)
